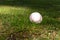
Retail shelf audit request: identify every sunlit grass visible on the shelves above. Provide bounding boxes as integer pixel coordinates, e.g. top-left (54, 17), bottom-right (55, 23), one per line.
top-left (0, 6), bottom-right (31, 15)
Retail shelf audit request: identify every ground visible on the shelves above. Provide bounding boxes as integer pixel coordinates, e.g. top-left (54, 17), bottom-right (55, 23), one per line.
top-left (0, 5), bottom-right (60, 40)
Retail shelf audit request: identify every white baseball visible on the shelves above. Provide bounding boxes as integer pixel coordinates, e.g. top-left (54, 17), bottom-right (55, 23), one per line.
top-left (29, 12), bottom-right (42, 23)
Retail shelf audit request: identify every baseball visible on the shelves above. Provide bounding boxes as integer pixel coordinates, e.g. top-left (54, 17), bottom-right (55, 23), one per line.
top-left (29, 12), bottom-right (42, 23)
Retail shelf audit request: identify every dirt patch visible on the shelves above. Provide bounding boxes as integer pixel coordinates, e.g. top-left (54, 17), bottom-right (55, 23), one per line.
top-left (6, 27), bottom-right (57, 40)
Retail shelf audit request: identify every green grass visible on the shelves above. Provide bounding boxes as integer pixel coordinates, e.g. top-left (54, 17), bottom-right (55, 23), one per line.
top-left (0, 5), bottom-right (60, 40)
